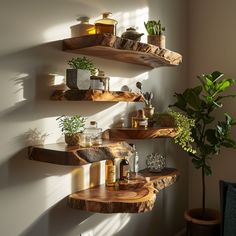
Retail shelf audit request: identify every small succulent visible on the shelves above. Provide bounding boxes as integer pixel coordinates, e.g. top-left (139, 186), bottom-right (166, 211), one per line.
top-left (144, 20), bottom-right (165, 35)
top-left (68, 57), bottom-right (97, 75)
top-left (56, 115), bottom-right (86, 136)
top-left (136, 81), bottom-right (153, 107)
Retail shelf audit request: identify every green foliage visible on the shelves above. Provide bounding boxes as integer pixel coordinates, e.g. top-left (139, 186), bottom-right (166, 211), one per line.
top-left (56, 115), bottom-right (86, 136)
top-left (170, 71), bottom-right (236, 209)
top-left (144, 20), bottom-right (165, 35)
top-left (169, 110), bottom-right (196, 154)
top-left (68, 57), bottom-right (97, 75)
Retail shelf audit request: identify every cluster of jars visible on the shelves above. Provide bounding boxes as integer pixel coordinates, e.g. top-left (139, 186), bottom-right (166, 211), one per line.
top-left (70, 13), bottom-right (118, 37)
top-left (70, 13), bottom-right (144, 42)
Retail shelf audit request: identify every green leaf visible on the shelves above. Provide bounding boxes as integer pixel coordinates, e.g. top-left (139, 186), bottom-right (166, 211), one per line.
top-left (204, 164), bottom-right (212, 176)
top-left (193, 85), bottom-right (203, 95)
top-left (215, 79), bottom-right (234, 93)
top-left (211, 71), bottom-right (224, 82)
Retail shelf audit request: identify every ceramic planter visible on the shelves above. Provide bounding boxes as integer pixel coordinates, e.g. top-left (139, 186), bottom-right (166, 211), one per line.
top-left (184, 208), bottom-right (221, 236)
top-left (65, 133), bottom-right (80, 146)
top-left (66, 69), bottom-right (91, 90)
top-left (147, 35), bottom-right (166, 48)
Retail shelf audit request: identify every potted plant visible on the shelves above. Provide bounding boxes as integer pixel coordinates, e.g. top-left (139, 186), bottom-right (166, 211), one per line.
top-left (66, 56), bottom-right (98, 90)
top-left (144, 19), bottom-right (166, 48)
top-left (170, 71), bottom-right (236, 235)
top-left (56, 115), bottom-right (86, 146)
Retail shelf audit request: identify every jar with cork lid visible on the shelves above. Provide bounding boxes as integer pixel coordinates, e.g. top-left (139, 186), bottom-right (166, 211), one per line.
top-left (95, 12), bottom-right (118, 35)
top-left (131, 109), bottom-right (148, 128)
top-left (70, 16), bottom-right (95, 37)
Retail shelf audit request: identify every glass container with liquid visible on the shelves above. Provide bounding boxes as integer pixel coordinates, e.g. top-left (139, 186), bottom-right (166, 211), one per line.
top-left (70, 16), bottom-right (95, 37)
top-left (95, 12), bottom-right (118, 35)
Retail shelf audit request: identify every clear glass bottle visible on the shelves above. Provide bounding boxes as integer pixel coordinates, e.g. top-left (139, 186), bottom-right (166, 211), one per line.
top-left (119, 157), bottom-right (129, 180)
top-left (95, 12), bottom-right (118, 35)
top-left (105, 159), bottom-right (116, 186)
top-left (129, 144), bottom-right (139, 174)
top-left (84, 121), bottom-right (102, 145)
top-left (132, 109), bottom-right (148, 128)
top-left (70, 16), bottom-right (95, 37)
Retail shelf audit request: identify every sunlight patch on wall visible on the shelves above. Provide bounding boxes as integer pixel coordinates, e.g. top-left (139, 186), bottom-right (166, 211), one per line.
top-left (80, 213), bottom-right (131, 236)
top-left (14, 73), bottom-right (29, 103)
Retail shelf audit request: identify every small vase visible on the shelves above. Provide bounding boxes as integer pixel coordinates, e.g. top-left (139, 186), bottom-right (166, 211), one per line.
top-left (147, 35), bottom-right (166, 48)
top-left (65, 133), bottom-right (80, 146)
top-left (146, 153), bottom-right (166, 172)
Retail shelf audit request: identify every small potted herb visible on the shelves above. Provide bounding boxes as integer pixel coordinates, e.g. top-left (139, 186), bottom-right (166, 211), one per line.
top-left (66, 56), bottom-right (98, 90)
top-left (144, 19), bottom-right (166, 48)
top-left (56, 115), bottom-right (86, 146)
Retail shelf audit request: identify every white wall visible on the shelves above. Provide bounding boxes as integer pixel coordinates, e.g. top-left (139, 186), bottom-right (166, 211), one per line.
top-left (188, 0), bottom-right (236, 210)
top-left (0, 0), bottom-right (188, 235)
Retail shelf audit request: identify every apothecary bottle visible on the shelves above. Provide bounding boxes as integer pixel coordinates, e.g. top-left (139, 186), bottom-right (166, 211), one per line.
top-left (95, 12), bottom-right (118, 35)
top-left (120, 157), bottom-right (129, 180)
top-left (70, 16), bottom-right (95, 37)
top-left (105, 159), bottom-right (116, 186)
top-left (84, 121), bottom-right (102, 145)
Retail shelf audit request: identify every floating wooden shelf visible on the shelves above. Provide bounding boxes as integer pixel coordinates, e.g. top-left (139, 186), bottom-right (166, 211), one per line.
top-left (62, 34), bottom-right (182, 68)
top-left (51, 89), bottom-right (144, 102)
top-left (103, 127), bottom-right (177, 140)
top-left (29, 141), bottom-right (133, 166)
top-left (68, 168), bottom-right (180, 213)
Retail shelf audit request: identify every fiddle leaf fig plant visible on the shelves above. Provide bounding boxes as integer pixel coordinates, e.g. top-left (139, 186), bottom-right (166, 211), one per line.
top-left (170, 71), bottom-right (236, 215)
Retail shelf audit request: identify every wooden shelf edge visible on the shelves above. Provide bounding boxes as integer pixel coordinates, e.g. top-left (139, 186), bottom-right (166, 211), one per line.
top-left (103, 127), bottom-right (177, 140)
top-left (28, 141), bottom-right (134, 166)
top-left (51, 89), bottom-right (144, 102)
top-left (68, 168), bottom-right (180, 213)
top-left (62, 34), bottom-right (182, 68)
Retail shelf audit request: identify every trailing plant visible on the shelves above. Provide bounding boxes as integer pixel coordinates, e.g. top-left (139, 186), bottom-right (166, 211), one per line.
top-left (56, 115), bottom-right (86, 136)
top-left (68, 56), bottom-right (97, 75)
top-left (136, 81), bottom-right (153, 107)
top-left (153, 111), bottom-right (196, 154)
top-left (144, 20), bottom-right (165, 35)
top-left (170, 71), bottom-right (236, 217)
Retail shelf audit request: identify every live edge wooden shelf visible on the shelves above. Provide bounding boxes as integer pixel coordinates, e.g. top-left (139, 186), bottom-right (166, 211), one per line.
top-left (68, 168), bottom-right (180, 213)
top-left (103, 127), bottom-right (177, 140)
top-left (51, 89), bottom-right (144, 102)
top-left (62, 34), bottom-right (182, 68)
top-left (29, 141), bottom-right (133, 166)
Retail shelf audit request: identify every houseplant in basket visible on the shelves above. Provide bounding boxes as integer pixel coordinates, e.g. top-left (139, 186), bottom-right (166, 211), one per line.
top-left (144, 19), bottom-right (165, 48)
top-left (66, 56), bottom-right (97, 90)
top-left (170, 71), bottom-right (236, 236)
top-left (57, 115), bottom-right (86, 146)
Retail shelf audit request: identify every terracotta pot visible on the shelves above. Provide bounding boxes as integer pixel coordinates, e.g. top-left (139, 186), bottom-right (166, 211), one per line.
top-left (147, 35), bottom-right (166, 48)
top-left (65, 133), bottom-right (80, 146)
top-left (184, 208), bottom-right (221, 236)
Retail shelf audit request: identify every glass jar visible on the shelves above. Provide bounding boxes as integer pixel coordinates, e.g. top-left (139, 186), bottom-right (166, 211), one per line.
top-left (84, 121), bottom-right (102, 145)
top-left (95, 12), bottom-right (118, 35)
top-left (146, 153), bottom-right (166, 172)
top-left (70, 16), bottom-right (95, 37)
top-left (131, 109), bottom-right (148, 128)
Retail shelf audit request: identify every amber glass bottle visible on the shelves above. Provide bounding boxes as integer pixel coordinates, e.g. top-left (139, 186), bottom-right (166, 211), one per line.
top-left (105, 159), bottom-right (116, 186)
top-left (95, 12), bottom-right (118, 35)
top-left (120, 157), bottom-right (129, 180)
